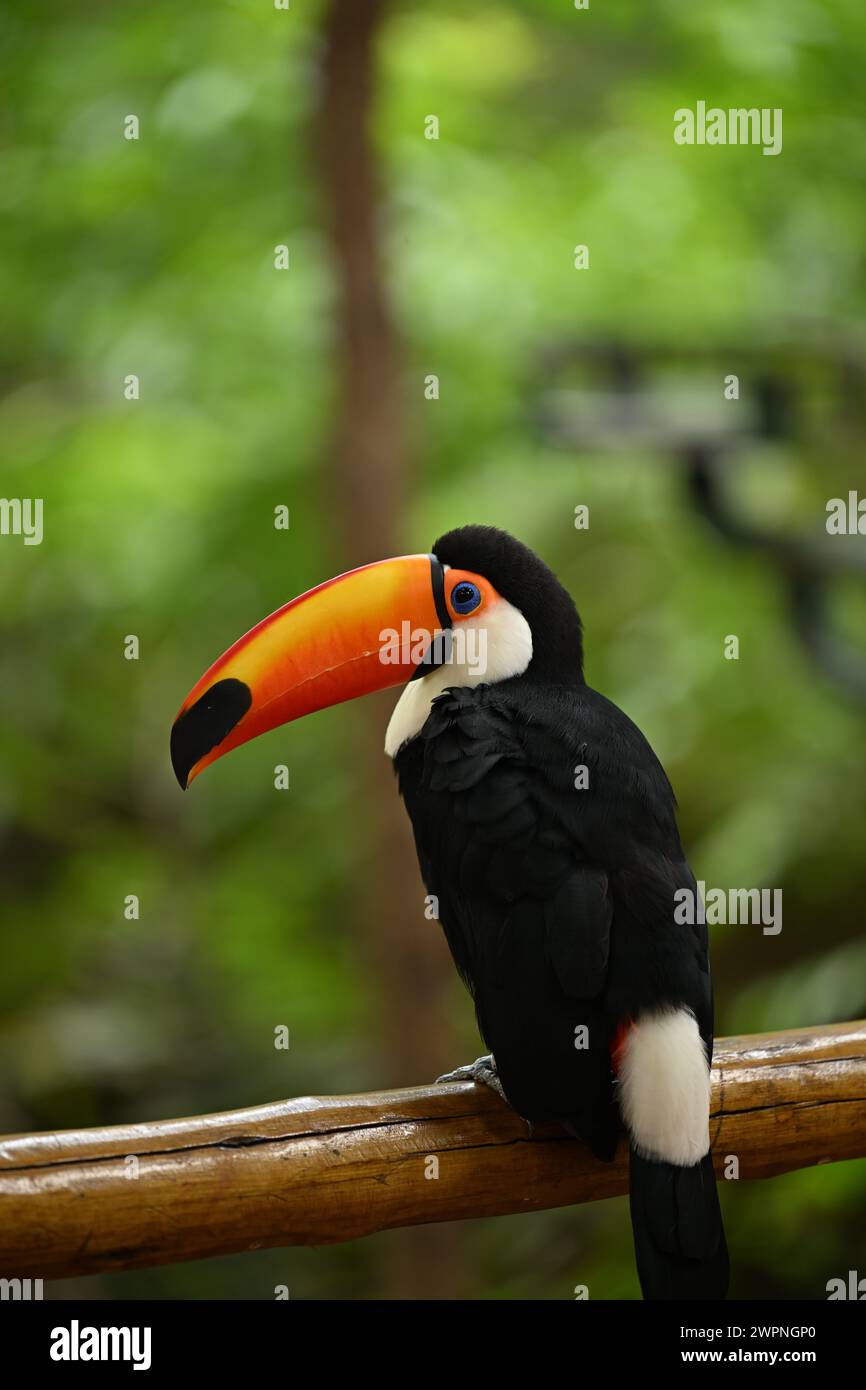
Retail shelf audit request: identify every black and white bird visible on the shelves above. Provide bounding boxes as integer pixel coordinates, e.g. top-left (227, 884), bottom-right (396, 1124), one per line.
top-left (171, 523), bottom-right (729, 1300)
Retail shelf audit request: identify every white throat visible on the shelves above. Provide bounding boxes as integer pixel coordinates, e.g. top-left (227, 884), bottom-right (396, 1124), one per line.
top-left (384, 599), bottom-right (532, 758)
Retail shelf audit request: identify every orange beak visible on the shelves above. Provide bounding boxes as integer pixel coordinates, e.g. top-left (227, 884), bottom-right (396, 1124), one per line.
top-left (170, 554), bottom-right (450, 788)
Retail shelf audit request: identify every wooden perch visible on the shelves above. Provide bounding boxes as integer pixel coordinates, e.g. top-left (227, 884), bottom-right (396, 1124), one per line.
top-left (1, 1019), bottom-right (864, 1281)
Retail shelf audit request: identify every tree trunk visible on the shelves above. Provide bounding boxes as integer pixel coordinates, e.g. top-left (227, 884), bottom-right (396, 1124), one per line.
top-left (314, 0), bottom-right (463, 1298)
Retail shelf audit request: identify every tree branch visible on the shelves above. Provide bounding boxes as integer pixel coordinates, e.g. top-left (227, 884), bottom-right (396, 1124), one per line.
top-left (1, 1020), bottom-right (864, 1280)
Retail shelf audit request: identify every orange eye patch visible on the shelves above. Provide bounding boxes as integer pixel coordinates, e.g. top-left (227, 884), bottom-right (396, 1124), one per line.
top-left (445, 570), bottom-right (499, 621)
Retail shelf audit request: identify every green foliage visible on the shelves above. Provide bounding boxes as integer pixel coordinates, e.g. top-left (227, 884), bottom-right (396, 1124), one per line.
top-left (1, 0), bottom-right (864, 1299)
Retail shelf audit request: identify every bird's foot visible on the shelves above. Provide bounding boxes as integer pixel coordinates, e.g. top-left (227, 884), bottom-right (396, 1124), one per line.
top-left (435, 1053), bottom-right (508, 1103)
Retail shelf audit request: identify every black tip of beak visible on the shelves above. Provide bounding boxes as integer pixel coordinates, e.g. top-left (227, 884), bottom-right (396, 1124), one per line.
top-left (170, 677), bottom-right (253, 789)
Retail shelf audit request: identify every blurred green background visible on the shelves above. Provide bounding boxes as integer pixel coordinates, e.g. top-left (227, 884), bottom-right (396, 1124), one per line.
top-left (1, 0), bottom-right (864, 1299)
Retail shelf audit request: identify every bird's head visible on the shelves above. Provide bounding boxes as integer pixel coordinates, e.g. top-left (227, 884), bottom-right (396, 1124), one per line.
top-left (170, 525), bottom-right (584, 788)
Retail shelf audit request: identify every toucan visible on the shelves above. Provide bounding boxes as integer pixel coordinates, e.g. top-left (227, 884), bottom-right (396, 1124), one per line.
top-left (171, 524), bottom-right (729, 1300)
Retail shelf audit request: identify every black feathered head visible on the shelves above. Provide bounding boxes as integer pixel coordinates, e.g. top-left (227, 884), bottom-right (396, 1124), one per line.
top-left (432, 525), bottom-right (584, 685)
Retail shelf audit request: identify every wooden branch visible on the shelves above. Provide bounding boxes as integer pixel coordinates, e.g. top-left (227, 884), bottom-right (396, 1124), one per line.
top-left (0, 1020), bottom-right (864, 1280)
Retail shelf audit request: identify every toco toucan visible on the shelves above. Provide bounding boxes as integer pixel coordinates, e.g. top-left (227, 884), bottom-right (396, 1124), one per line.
top-left (171, 524), bottom-right (729, 1300)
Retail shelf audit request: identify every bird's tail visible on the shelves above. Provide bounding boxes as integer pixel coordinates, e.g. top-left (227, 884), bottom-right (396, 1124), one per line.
top-left (614, 1009), bottom-right (729, 1300)
top-left (628, 1147), bottom-right (729, 1300)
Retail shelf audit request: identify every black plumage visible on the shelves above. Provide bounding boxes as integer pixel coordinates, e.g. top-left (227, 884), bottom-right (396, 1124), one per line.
top-left (393, 525), bottom-right (728, 1299)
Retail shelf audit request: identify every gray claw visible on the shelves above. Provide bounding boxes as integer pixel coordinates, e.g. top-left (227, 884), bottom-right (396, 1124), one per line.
top-left (436, 1053), bottom-right (507, 1103)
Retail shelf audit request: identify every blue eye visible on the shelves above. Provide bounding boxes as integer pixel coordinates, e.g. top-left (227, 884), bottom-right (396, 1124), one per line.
top-left (451, 580), bottom-right (481, 615)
